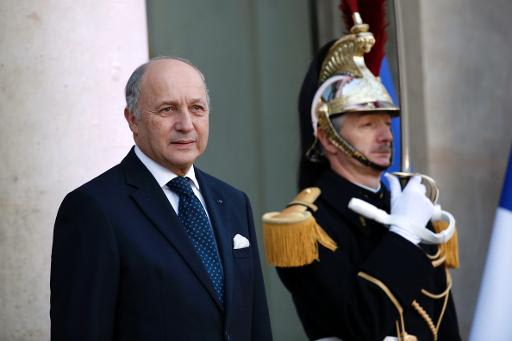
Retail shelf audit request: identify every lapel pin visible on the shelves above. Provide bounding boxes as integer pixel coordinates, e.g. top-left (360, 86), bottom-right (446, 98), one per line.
top-left (217, 199), bottom-right (223, 205)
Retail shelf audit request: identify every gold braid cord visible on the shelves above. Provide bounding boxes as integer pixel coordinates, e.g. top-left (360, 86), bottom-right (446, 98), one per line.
top-left (359, 268), bottom-right (453, 341)
top-left (358, 272), bottom-right (415, 340)
top-left (411, 269), bottom-right (453, 341)
top-left (425, 247), bottom-right (447, 268)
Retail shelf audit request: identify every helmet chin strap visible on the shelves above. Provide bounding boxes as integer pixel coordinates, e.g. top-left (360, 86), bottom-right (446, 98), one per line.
top-left (317, 109), bottom-right (391, 172)
top-left (330, 133), bottom-right (391, 172)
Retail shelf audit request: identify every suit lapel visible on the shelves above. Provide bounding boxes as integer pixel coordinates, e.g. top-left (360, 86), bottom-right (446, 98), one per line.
top-left (195, 168), bottom-right (235, 316)
top-left (121, 150), bottom-right (224, 310)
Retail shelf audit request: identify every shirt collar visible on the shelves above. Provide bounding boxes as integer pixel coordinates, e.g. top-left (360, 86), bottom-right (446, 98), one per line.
top-left (354, 181), bottom-right (381, 193)
top-left (134, 145), bottom-right (200, 191)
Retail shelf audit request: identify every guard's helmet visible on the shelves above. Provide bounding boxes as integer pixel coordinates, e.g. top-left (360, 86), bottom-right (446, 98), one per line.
top-left (306, 13), bottom-right (399, 170)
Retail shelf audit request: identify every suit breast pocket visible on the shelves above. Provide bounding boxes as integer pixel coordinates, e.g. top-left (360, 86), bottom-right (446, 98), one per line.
top-left (232, 247), bottom-right (253, 287)
top-left (232, 247), bottom-right (251, 259)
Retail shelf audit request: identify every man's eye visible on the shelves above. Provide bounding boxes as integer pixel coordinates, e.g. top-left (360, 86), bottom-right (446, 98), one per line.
top-left (191, 104), bottom-right (204, 111)
top-left (160, 105), bottom-right (176, 113)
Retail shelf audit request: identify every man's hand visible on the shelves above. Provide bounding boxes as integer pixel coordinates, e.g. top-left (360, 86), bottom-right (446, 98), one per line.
top-left (385, 173), bottom-right (434, 245)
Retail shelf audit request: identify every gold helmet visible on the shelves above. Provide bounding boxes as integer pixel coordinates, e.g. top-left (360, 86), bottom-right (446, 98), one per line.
top-left (307, 13), bottom-right (399, 170)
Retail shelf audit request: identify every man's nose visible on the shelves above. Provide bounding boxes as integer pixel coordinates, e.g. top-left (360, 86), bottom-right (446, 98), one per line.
top-left (176, 110), bottom-right (194, 131)
top-left (378, 124), bottom-right (393, 142)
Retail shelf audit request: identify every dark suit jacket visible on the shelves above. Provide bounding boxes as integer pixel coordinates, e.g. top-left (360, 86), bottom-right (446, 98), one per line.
top-left (51, 148), bottom-right (272, 341)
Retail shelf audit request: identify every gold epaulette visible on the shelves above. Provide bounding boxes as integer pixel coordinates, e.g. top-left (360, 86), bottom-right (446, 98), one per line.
top-left (432, 221), bottom-right (459, 269)
top-left (262, 187), bottom-right (337, 267)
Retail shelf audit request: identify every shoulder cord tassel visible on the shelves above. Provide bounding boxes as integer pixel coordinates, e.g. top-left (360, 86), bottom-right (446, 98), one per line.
top-left (262, 188), bottom-right (337, 267)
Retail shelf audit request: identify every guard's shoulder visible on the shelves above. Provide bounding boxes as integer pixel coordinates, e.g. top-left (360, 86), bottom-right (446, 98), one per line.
top-left (262, 187), bottom-right (336, 268)
top-left (287, 187), bottom-right (322, 213)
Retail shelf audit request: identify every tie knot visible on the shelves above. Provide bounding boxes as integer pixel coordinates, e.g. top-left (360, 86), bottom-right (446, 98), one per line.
top-left (167, 176), bottom-right (194, 197)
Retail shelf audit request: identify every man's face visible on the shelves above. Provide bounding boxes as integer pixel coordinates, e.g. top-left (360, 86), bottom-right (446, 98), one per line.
top-left (338, 111), bottom-right (393, 168)
top-left (126, 60), bottom-right (209, 175)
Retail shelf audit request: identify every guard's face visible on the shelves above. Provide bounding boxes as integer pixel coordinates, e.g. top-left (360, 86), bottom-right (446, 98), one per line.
top-left (126, 60), bottom-right (209, 175)
top-left (339, 111), bottom-right (393, 168)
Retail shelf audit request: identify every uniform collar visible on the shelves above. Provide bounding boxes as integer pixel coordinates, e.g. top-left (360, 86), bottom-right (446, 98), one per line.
top-left (315, 169), bottom-right (390, 238)
top-left (316, 169), bottom-right (389, 213)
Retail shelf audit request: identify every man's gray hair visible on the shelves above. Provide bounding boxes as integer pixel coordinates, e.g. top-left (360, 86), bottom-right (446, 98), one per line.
top-left (124, 56), bottom-right (210, 119)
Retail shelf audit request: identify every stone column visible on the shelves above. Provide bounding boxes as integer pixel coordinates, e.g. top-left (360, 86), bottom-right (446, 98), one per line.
top-left (420, 1), bottom-right (512, 338)
top-left (0, 1), bottom-right (148, 339)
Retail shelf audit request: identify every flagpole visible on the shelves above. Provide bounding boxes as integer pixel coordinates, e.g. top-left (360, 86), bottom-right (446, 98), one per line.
top-left (392, 0), bottom-right (411, 173)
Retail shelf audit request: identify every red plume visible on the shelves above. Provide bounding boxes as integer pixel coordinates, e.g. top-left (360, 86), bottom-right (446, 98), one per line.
top-left (340, 0), bottom-right (358, 28)
top-left (339, 0), bottom-right (388, 77)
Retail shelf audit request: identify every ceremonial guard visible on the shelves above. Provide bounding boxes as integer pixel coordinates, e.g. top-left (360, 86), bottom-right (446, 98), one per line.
top-left (263, 1), bottom-right (462, 340)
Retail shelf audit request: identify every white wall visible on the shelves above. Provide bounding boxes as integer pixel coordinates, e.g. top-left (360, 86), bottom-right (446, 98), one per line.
top-left (0, 1), bottom-right (148, 339)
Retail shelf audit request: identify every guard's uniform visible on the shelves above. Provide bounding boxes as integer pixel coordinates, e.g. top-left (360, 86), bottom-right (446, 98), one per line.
top-left (277, 170), bottom-right (461, 341)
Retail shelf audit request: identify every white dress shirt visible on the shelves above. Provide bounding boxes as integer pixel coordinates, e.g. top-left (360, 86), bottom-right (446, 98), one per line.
top-left (134, 145), bottom-right (211, 221)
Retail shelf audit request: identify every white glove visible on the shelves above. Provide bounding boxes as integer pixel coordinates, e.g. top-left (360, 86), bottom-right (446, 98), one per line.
top-left (348, 174), bottom-right (456, 245)
top-left (385, 173), bottom-right (434, 245)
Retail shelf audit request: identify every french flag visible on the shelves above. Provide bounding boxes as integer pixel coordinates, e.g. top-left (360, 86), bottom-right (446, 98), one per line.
top-left (470, 145), bottom-right (512, 340)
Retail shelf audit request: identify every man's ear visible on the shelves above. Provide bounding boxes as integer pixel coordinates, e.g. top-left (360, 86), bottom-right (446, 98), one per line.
top-left (124, 108), bottom-right (138, 135)
top-left (317, 128), bottom-right (338, 155)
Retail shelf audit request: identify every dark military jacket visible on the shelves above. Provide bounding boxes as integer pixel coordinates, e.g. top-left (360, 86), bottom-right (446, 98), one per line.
top-left (277, 170), bottom-right (461, 341)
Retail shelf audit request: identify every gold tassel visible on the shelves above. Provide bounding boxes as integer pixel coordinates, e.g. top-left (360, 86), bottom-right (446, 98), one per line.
top-left (262, 188), bottom-right (337, 267)
top-left (432, 221), bottom-right (459, 269)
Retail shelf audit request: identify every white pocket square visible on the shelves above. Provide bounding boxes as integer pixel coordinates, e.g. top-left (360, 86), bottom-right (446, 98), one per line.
top-left (233, 234), bottom-right (250, 249)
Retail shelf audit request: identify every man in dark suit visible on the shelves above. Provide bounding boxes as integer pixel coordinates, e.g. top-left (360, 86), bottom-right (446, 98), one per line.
top-left (50, 57), bottom-right (273, 341)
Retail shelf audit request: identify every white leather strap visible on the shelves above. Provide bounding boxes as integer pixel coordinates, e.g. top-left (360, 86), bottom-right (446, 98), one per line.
top-left (348, 198), bottom-right (456, 245)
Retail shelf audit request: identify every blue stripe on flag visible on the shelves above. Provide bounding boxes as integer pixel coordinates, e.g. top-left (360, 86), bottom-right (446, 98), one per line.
top-left (500, 145), bottom-right (512, 211)
top-left (380, 56), bottom-right (402, 174)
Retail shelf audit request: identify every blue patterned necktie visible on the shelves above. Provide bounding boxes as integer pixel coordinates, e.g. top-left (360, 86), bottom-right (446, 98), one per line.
top-left (167, 176), bottom-right (224, 304)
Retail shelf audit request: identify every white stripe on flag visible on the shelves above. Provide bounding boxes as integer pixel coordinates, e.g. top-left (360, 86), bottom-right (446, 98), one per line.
top-left (470, 208), bottom-right (512, 340)
top-left (470, 146), bottom-right (512, 340)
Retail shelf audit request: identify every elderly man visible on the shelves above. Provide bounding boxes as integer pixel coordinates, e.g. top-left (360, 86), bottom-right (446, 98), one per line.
top-left (270, 14), bottom-right (461, 341)
top-left (51, 57), bottom-right (273, 341)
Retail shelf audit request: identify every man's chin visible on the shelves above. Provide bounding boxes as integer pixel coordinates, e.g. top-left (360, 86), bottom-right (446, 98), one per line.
top-left (371, 156), bottom-right (392, 169)
top-left (161, 151), bottom-right (200, 174)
